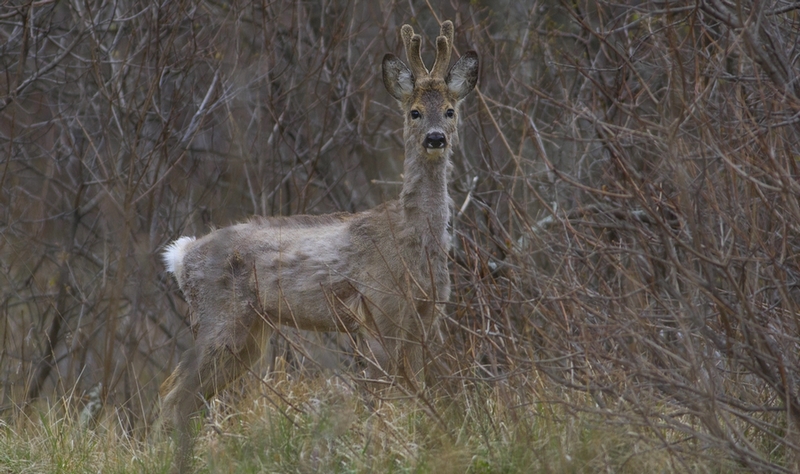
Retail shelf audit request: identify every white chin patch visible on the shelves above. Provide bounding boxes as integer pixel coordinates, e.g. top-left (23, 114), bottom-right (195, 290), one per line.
top-left (424, 147), bottom-right (445, 157)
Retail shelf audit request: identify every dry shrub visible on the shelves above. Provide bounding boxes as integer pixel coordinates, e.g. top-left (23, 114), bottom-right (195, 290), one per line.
top-left (2, 1), bottom-right (799, 471)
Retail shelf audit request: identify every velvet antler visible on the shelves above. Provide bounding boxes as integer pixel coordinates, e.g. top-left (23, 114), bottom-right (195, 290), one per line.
top-left (401, 20), bottom-right (455, 79)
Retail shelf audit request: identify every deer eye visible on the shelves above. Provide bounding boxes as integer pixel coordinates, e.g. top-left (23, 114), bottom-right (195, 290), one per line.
top-left (445, 109), bottom-right (455, 118)
top-left (410, 110), bottom-right (421, 119)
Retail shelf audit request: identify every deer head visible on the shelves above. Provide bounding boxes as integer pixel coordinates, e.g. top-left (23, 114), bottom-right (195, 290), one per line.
top-left (382, 21), bottom-right (479, 159)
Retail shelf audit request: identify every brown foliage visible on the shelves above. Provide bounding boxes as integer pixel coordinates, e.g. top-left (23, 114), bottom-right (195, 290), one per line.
top-left (2, 1), bottom-right (800, 471)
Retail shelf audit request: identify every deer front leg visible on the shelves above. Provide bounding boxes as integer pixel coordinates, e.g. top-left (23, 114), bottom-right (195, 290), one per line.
top-left (399, 301), bottom-right (442, 390)
top-left (358, 318), bottom-right (426, 391)
top-left (359, 331), bottom-right (395, 383)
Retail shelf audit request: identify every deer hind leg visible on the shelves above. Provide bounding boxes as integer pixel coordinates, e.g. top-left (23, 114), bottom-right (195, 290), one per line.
top-left (160, 318), bottom-right (269, 473)
top-left (159, 345), bottom-right (204, 473)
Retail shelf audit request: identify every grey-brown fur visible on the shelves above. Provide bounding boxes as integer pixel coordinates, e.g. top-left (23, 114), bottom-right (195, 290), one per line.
top-left (159, 20), bottom-right (478, 472)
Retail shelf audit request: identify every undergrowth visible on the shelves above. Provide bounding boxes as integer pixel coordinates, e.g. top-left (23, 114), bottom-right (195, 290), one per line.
top-left (0, 369), bottom-right (728, 473)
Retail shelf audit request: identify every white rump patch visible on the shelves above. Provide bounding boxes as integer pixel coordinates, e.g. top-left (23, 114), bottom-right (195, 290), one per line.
top-left (162, 236), bottom-right (196, 275)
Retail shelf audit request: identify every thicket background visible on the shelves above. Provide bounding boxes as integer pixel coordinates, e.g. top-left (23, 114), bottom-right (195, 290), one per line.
top-left (2, 0), bottom-right (800, 471)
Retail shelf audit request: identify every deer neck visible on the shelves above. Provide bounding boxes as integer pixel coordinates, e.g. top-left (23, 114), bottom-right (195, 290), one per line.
top-left (399, 142), bottom-right (451, 249)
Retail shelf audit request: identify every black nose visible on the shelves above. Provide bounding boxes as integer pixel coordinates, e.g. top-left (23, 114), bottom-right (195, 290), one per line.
top-left (423, 132), bottom-right (446, 149)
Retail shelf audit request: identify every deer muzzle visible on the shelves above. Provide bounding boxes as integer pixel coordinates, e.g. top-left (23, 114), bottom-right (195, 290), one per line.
top-left (423, 131), bottom-right (447, 150)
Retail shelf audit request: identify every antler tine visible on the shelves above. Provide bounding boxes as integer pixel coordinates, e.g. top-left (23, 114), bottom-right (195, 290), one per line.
top-left (401, 24), bottom-right (429, 78)
top-left (430, 20), bottom-right (454, 79)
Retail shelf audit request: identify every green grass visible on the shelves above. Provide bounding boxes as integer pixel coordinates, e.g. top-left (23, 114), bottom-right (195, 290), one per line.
top-left (0, 373), bottom-right (731, 473)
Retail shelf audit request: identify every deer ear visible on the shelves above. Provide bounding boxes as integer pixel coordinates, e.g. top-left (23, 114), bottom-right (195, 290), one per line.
top-left (383, 53), bottom-right (415, 101)
top-left (446, 51), bottom-right (479, 101)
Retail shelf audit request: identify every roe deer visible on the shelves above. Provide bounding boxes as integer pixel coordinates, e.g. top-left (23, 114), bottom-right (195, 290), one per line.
top-left (159, 20), bottom-right (478, 471)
